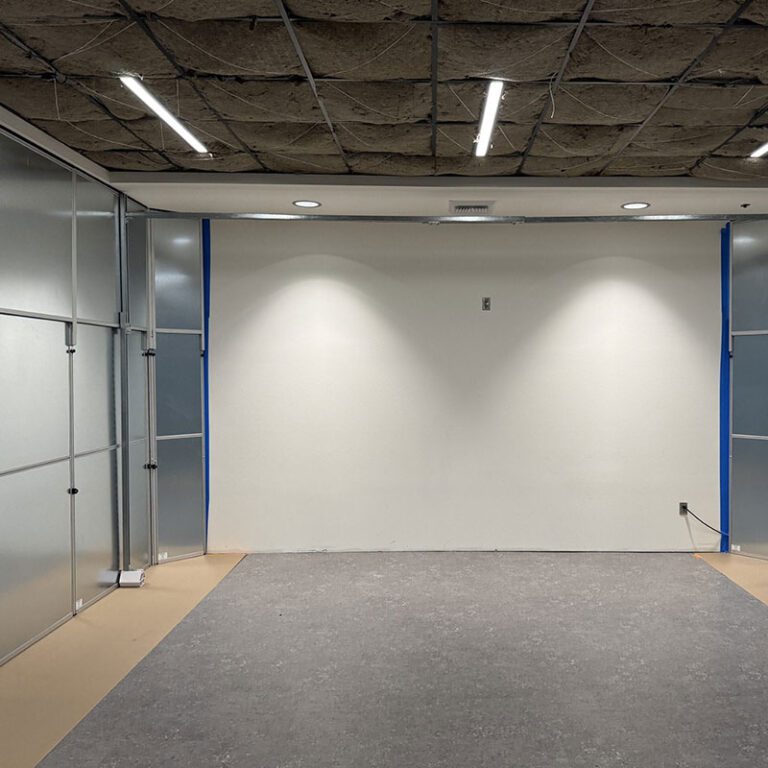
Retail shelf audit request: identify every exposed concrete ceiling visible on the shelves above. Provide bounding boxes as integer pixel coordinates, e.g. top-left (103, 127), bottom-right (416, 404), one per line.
top-left (1, 1), bottom-right (768, 180)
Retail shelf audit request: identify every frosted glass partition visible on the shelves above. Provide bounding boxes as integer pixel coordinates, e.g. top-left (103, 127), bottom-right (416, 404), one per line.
top-left (732, 221), bottom-right (768, 332)
top-left (731, 222), bottom-right (768, 558)
top-left (128, 440), bottom-right (151, 569)
top-left (731, 439), bottom-right (768, 558)
top-left (75, 176), bottom-right (118, 323)
top-left (74, 324), bottom-right (117, 454)
top-left (153, 219), bottom-right (202, 330)
top-left (156, 437), bottom-right (205, 560)
top-left (0, 461), bottom-right (72, 664)
top-left (0, 132), bottom-right (73, 318)
top-left (151, 218), bottom-right (206, 561)
top-left (74, 450), bottom-right (119, 606)
top-left (0, 315), bottom-right (69, 473)
top-left (126, 330), bottom-right (151, 569)
top-left (0, 128), bottom-right (133, 664)
top-left (0, 124), bottom-right (207, 662)
top-left (127, 217), bottom-right (149, 328)
top-left (156, 332), bottom-right (203, 437)
top-left (127, 331), bottom-right (148, 442)
top-left (732, 335), bottom-right (768, 437)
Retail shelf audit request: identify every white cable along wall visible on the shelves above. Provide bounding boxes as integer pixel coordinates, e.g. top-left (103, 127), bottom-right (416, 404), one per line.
top-left (208, 220), bottom-right (721, 552)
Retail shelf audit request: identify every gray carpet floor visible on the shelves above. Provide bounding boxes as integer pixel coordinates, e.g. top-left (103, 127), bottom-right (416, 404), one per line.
top-left (41, 553), bottom-right (768, 767)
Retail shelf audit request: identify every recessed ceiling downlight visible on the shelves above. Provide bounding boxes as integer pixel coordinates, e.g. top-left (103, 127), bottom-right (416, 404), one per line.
top-left (621, 201), bottom-right (650, 210)
top-left (293, 200), bottom-right (321, 208)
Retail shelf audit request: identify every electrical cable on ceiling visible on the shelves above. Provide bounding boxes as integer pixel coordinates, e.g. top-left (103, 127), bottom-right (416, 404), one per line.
top-left (684, 506), bottom-right (727, 537)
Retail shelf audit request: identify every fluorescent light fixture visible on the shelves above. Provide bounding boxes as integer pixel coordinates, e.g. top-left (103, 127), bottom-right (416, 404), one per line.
top-left (293, 200), bottom-right (321, 208)
top-left (475, 80), bottom-right (504, 158)
top-left (621, 201), bottom-right (650, 210)
top-left (119, 75), bottom-right (207, 154)
top-left (751, 142), bottom-right (768, 158)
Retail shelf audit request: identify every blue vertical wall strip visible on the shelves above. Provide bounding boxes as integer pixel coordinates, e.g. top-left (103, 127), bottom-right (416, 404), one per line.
top-left (720, 224), bottom-right (731, 552)
top-left (202, 219), bottom-right (211, 534)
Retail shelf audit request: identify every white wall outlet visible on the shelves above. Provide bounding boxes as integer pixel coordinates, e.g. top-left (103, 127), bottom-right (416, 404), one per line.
top-left (75, 598), bottom-right (83, 611)
top-left (158, 551), bottom-right (168, 562)
top-left (732, 544), bottom-right (741, 552)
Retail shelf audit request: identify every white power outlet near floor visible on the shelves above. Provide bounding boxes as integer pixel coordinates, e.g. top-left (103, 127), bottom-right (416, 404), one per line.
top-left (158, 551), bottom-right (168, 562)
top-left (75, 598), bottom-right (83, 611)
top-left (732, 544), bottom-right (742, 552)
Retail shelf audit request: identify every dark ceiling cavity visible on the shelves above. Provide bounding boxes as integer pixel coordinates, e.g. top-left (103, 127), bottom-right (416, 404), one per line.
top-left (1, 0), bottom-right (768, 179)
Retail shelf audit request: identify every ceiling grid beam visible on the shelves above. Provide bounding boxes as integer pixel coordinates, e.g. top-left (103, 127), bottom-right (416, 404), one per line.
top-left (273, 0), bottom-right (351, 172)
top-left (518, 0), bottom-right (596, 173)
top-left (429, 0), bottom-right (439, 172)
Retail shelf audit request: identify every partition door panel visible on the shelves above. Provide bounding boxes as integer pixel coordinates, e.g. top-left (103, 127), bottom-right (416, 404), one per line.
top-left (0, 461), bottom-right (72, 664)
top-left (0, 315), bottom-right (69, 472)
top-left (731, 221), bottom-right (768, 557)
top-left (73, 449), bottom-right (119, 606)
top-left (0, 132), bottom-right (73, 318)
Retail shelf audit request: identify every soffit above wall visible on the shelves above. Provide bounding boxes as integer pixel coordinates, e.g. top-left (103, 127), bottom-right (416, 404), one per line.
top-left (110, 174), bottom-right (768, 217)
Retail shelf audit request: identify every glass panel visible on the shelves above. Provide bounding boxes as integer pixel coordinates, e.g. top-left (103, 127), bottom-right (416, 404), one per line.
top-left (75, 177), bottom-right (118, 323)
top-left (74, 449), bottom-right (118, 606)
top-left (128, 439), bottom-right (150, 570)
top-left (127, 217), bottom-right (148, 328)
top-left (732, 222), bottom-right (768, 332)
top-left (153, 219), bottom-right (202, 330)
top-left (127, 331), bottom-right (148, 442)
top-left (0, 460), bottom-right (71, 662)
top-left (157, 437), bottom-right (204, 559)
top-left (0, 132), bottom-right (73, 317)
top-left (732, 334), bottom-right (768, 437)
top-left (74, 324), bottom-right (116, 454)
top-left (0, 315), bottom-right (69, 473)
top-left (156, 332), bottom-right (202, 437)
top-left (731, 438), bottom-right (768, 558)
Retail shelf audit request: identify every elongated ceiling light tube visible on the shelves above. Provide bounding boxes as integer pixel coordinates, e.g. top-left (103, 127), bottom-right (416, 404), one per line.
top-left (475, 80), bottom-right (504, 158)
top-left (120, 75), bottom-right (208, 154)
top-left (751, 142), bottom-right (768, 159)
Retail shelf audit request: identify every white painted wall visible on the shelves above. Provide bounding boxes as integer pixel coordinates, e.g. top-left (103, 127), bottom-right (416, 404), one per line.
top-left (208, 220), bottom-right (722, 552)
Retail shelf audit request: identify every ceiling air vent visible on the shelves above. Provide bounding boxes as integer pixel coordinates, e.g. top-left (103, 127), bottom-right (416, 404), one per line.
top-left (449, 200), bottom-right (495, 215)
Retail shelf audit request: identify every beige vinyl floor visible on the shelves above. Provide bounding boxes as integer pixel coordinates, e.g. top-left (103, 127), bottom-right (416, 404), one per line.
top-left (698, 552), bottom-right (768, 604)
top-left (0, 551), bottom-right (766, 768)
top-left (0, 553), bottom-right (243, 768)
